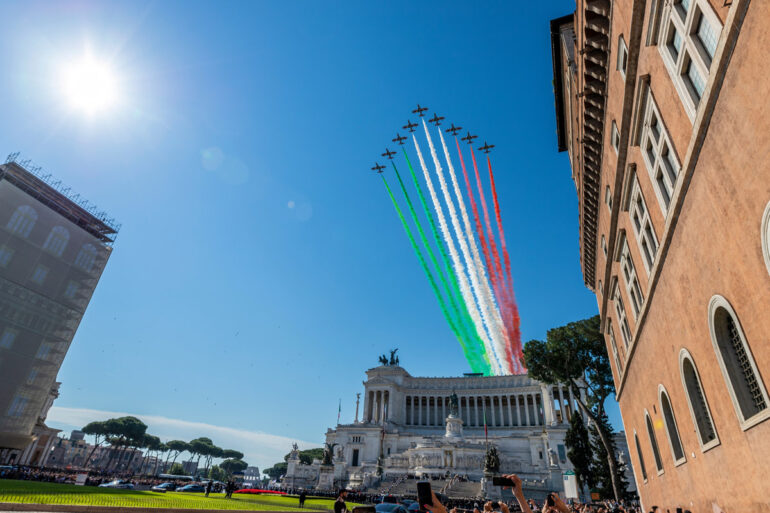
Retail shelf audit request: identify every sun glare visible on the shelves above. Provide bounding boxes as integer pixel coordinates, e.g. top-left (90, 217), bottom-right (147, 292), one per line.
top-left (61, 55), bottom-right (118, 115)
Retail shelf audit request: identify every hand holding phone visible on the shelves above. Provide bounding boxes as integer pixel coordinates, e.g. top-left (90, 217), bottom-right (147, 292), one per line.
top-left (417, 481), bottom-right (432, 511)
top-left (491, 476), bottom-right (515, 488)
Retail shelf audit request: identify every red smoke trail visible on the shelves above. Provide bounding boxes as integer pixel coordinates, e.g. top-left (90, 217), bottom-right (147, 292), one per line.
top-left (486, 155), bottom-right (524, 373)
top-left (470, 145), bottom-right (522, 373)
top-left (456, 139), bottom-right (513, 374)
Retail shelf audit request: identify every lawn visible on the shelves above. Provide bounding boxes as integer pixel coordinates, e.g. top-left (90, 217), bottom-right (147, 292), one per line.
top-left (0, 480), bottom-right (360, 511)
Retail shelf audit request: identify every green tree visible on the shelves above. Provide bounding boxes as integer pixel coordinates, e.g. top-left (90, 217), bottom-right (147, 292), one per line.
top-left (565, 413), bottom-right (594, 494)
top-left (589, 409), bottom-right (628, 499)
top-left (140, 434), bottom-right (162, 475)
top-left (208, 465), bottom-right (228, 482)
top-left (168, 462), bottom-right (186, 475)
top-left (187, 437), bottom-right (213, 474)
top-left (166, 440), bottom-right (189, 467)
top-left (82, 421), bottom-right (109, 468)
top-left (220, 458), bottom-right (248, 476)
top-left (263, 462), bottom-right (287, 480)
top-left (522, 315), bottom-right (624, 501)
top-left (222, 449), bottom-right (244, 460)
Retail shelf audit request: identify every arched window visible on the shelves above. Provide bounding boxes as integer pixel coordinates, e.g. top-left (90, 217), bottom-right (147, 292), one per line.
top-left (659, 385), bottom-right (686, 465)
top-left (761, 201), bottom-right (770, 276)
top-left (6, 205), bottom-right (38, 238)
top-left (43, 226), bottom-right (70, 257)
top-left (645, 410), bottom-right (664, 473)
top-left (74, 244), bottom-right (97, 272)
top-left (708, 295), bottom-right (770, 429)
top-left (633, 430), bottom-right (647, 482)
top-left (679, 349), bottom-right (719, 449)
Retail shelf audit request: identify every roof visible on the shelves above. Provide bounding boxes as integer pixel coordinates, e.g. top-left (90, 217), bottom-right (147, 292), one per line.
top-left (0, 155), bottom-right (120, 244)
top-left (550, 14), bottom-right (574, 153)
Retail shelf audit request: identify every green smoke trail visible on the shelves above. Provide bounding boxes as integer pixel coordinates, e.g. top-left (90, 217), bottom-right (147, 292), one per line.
top-left (399, 147), bottom-right (491, 374)
top-left (381, 174), bottom-right (488, 374)
top-left (390, 162), bottom-right (465, 340)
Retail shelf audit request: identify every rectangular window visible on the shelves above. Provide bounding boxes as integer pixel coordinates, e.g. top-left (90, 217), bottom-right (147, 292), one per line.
top-left (696, 10), bottom-right (718, 60)
top-left (31, 264), bottom-right (49, 285)
top-left (621, 240), bottom-right (644, 317)
top-left (0, 245), bottom-right (13, 268)
top-left (629, 179), bottom-right (659, 273)
top-left (64, 281), bottom-right (79, 299)
top-left (617, 35), bottom-right (629, 78)
top-left (605, 186), bottom-right (613, 211)
top-left (36, 342), bottom-right (53, 361)
top-left (641, 93), bottom-right (680, 215)
top-left (613, 281), bottom-right (632, 347)
top-left (685, 57), bottom-right (706, 99)
top-left (607, 319), bottom-right (623, 373)
top-left (611, 121), bottom-right (620, 153)
top-left (27, 368), bottom-right (39, 385)
top-left (0, 328), bottom-right (18, 349)
top-left (658, 0), bottom-right (722, 119)
top-left (602, 235), bottom-right (608, 256)
top-left (7, 395), bottom-right (29, 417)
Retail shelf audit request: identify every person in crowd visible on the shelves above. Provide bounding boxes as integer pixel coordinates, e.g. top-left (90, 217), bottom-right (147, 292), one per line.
top-left (299, 489), bottom-right (307, 508)
top-left (205, 479), bottom-right (213, 497)
top-left (334, 488), bottom-right (349, 513)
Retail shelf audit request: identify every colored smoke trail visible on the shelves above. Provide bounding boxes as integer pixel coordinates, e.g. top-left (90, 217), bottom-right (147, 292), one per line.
top-left (399, 148), bottom-right (489, 370)
top-left (412, 132), bottom-right (502, 376)
top-left (437, 125), bottom-right (515, 374)
top-left (420, 119), bottom-right (509, 375)
top-left (453, 136), bottom-right (513, 371)
top-left (380, 173), bottom-right (489, 374)
top-left (485, 155), bottom-right (524, 373)
top-left (391, 158), bottom-right (489, 372)
top-left (469, 143), bottom-right (519, 370)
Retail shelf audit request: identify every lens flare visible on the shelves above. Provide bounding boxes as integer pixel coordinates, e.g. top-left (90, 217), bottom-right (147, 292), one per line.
top-left (61, 55), bottom-right (118, 114)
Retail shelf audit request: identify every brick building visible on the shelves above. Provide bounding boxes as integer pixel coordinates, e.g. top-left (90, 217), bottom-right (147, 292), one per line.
top-left (551, 0), bottom-right (769, 511)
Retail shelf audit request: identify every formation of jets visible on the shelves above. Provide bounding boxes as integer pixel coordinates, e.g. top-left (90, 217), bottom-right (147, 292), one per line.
top-left (372, 104), bottom-right (493, 175)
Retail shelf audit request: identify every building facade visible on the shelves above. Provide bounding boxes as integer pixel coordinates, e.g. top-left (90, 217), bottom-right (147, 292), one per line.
top-left (551, 1), bottom-right (769, 511)
top-left (0, 155), bottom-right (118, 454)
top-left (285, 364), bottom-right (634, 499)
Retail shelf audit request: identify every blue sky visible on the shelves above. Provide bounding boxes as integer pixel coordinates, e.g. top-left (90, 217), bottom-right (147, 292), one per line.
top-left (0, 0), bottom-right (622, 470)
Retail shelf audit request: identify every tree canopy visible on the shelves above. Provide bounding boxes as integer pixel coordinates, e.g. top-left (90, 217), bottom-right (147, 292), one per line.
top-left (522, 315), bottom-right (624, 501)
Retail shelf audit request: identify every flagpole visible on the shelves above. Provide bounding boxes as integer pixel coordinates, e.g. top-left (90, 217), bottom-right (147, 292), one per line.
top-left (337, 399), bottom-right (341, 426)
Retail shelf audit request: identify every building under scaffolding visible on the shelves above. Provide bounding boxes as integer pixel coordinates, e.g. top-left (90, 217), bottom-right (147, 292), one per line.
top-left (0, 153), bottom-right (119, 460)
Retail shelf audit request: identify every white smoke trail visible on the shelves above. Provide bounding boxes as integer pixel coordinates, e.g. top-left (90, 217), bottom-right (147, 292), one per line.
top-left (412, 132), bottom-right (502, 376)
top-left (437, 127), bottom-right (512, 374)
top-left (420, 119), bottom-right (508, 375)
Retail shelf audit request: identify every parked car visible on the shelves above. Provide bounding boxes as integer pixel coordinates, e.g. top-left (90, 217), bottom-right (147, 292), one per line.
top-left (150, 482), bottom-right (177, 492)
top-left (376, 503), bottom-right (408, 513)
top-left (176, 484), bottom-right (206, 493)
top-left (98, 480), bottom-right (134, 489)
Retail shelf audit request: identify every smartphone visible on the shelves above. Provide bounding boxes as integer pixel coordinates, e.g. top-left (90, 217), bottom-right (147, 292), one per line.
top-left (545, 494), bottom-right (555, 508)
top-left (491, 476), bottom-right (515, 487)
top-left (417, 481), bottom-right (433, 511)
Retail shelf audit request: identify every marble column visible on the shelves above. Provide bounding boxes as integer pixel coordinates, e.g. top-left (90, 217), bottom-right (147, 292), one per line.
top-left (442, 397), bottom-right (446, 424)
top-left (541, 384), bottom-right (555, 425)
top-left (524, 394), bottom-right (531, 426)
top-left (558, 386), bottom-right (566, 423)
top-left (568, 387), bottom-right (577, 421)
top-left (490, 396), bottom-right (496, 427)
top-left (515, 395), bottom-right (522, 426)
top-left (507, 396), bottom-right (513, 426)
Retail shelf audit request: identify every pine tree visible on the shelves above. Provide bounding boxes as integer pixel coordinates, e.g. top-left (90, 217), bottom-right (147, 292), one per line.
top-left (565, 413), bottom-right (594, 493)
top-left (588, 408), bottom-right (628, 499)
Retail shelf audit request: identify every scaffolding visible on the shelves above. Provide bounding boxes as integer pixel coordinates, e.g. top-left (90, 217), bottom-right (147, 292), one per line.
top-left (2, 152), bottom-right (121, 245)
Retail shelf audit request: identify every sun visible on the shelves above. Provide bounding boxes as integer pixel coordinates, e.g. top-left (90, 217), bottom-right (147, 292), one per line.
top-left (61, 55), bottom-right (119, 115)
